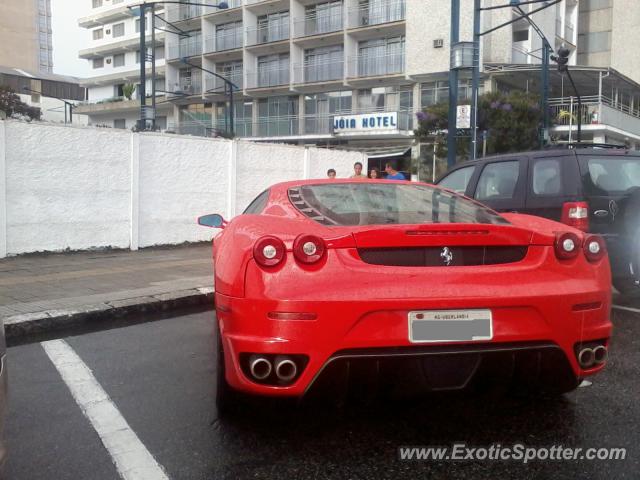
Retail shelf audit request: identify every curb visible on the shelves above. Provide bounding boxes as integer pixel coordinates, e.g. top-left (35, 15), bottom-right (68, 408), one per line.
top-left (4, 287), bottom-right (215, 339)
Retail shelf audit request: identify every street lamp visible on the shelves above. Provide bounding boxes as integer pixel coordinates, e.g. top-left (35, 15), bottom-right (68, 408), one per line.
top-left (22, 87), bottom-right (76, 124)
top-left (129, 1), bottom-right (229, 131)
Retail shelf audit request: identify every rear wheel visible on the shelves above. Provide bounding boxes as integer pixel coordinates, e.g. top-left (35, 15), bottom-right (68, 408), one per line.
top-left (613, 277), bottom-right (640, 298)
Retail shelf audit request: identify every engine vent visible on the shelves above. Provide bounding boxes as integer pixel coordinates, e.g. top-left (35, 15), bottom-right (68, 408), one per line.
top-left (358, 246), bottom-right (528, 267)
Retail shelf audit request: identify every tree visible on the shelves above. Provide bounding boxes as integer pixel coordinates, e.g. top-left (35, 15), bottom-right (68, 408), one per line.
top-left (123, 83), bottom-right (136, 101)
top-left (414, 90), bottom-right (544, 158)
top-left (0, 86), bottom-right (41, 120)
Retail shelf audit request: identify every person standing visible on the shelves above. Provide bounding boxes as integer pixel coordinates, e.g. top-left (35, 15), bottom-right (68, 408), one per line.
top-left (350, 162), bottom-right (367, 179)
top-left (384, 162), bottom-right (406, 180)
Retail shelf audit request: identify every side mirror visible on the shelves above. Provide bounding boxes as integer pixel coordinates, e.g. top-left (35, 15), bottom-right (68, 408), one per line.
top-left (198, 214), bottom-right (226, 229)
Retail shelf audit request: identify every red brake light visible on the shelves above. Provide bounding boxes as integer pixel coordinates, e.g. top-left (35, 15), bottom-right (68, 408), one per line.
top-left (561, 202), bottom-right (589, 232)
top-left (555, 232), bottom-right (581, 260)
top-left (253, 236), bottom-right (286, 267)
top-left (583, 234), bottom-right (606, 262)
top-left (293, 234), bottom-right (326, 264)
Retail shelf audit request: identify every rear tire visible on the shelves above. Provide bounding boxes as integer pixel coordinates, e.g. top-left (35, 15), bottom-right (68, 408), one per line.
top-left (613, 278), bottom-right (640, 299)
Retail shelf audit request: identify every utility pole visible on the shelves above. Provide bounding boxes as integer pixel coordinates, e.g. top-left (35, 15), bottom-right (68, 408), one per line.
top-left (150, 3), bottom-right (156, 130)
top-left (138, 3), bottom-right (147, 131)
top-left (470, 0), bottom-right (481, 160)
top-left (447, 0), bottom-right (460, 168)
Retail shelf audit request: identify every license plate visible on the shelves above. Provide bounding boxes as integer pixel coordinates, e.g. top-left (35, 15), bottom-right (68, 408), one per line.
top-left (408, 309), bottom-right (493, 343)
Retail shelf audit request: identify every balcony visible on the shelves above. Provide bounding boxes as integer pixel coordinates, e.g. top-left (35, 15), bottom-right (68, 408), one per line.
top-left (293, 12), bottom-right (343, 38)
top-left (204, 72), bottom-right (243, 93)
top-left (293, 59), bottom-right (343, 84)
top-left (167, 38), bottom-right (202, 60)
top-left (165, 4), bottom-right (201, 23)
top-left (246, 23), bottom-right (289, 46)
top-left (347, 0), bottom-right (406, 28)
top-left (549, 95), bottom-right (640, 137)
top-left (246, 66), bottom-right (290, 88)
top-left (347, 51), bottom-right (405, 78)
top-left (204, 30), bottom-right (243, 53)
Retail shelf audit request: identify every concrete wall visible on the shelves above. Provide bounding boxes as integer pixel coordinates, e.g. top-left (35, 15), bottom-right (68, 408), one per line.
top-left (0, 120), bottom-right (365, 257)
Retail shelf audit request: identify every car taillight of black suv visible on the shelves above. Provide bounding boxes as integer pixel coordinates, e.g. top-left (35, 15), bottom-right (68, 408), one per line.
top-left (436, 145), bottom-right (640, 297)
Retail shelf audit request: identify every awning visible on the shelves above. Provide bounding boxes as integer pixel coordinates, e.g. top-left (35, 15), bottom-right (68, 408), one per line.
top-left (335, 145), bottom-right (412, 158)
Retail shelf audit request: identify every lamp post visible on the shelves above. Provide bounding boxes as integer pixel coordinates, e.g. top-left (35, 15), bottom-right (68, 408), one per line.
top-left (129, 1), bottom-right (229, 131)
top-left (22, 87), bottom-right (75, 124)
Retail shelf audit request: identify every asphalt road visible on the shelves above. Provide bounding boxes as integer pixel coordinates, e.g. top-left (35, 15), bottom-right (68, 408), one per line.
top-left (5, 306), bottom-right (640, 480)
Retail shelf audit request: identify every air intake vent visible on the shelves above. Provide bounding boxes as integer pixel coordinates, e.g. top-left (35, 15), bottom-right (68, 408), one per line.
top-left (358, 246), bottom-right (528, 267)
top-left (433, 39), bottom-right (444, 48)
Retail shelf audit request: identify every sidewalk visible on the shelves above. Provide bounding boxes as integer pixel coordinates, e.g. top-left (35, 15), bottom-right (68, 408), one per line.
top-left (0, 244), bottom-right (214, 338)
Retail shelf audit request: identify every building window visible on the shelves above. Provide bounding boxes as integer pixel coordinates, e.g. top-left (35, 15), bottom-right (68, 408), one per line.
top-left (257, 53), bottom-right (289, 87)
top-left (304, 91), bottom-right (351, 134)
top-left (112, 22), bottom-right (125, 38)
top-left (93, 57), bottom-right (104, 69)
top-left (578, 31), bottom-right (611, 53)
top-left (357, 36), bottom-right (405, 76)
top-left (155, 46), bottom-right (165, 60)
top-left (114, 84), bottom-right (125, 97)
top-left (113, 53), bottom-right (125, 67)
top-left (114, 119), bottom-right (127, 129)
top-left (92, 0), bottom-right (103, 8)
top-left (93, 28), bottom-right (103, 40)
top-left (256, 11), bottom-right (289, 43)
top-left (257, 96), bottom-right (298, 136)
top-left (358, 86), bottom-right (411, 112)
top-left (303, 45), bottom-right (343, 83)
top-left (420, 80), bottom-right (482, 107)
top-left (215, 21), bottom-right (243, 51)
top-left (513, 29), bottom-right (528, 42)
top-left (579, 0), bottom-right (612, 11)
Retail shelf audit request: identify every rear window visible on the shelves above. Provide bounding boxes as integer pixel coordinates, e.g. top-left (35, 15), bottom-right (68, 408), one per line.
top-left (580, 156), bottom-right (640, 194)
top-left (288, 183), bottom-right (509, 226)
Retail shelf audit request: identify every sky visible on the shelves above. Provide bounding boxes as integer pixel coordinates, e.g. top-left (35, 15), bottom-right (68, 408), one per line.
top-left (51, 0), bottom-right (90, 78)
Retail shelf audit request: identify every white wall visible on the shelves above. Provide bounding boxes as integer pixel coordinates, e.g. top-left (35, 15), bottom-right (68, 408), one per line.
top-left (0, 120), bottom-right (364, 257)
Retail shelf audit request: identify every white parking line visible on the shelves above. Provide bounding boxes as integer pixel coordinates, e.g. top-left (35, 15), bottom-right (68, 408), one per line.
top-left (41, 339), bottom-right (169, 480)
top-left (612, 304), bottom-right (640, 314)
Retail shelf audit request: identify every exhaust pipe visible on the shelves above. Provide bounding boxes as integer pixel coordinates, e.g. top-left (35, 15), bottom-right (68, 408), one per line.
top-left (578, 348), bottom-right (595, 369)
top-left (593, 345), bottom-right (608, 364)
top-left (249, 355), bottom-right (272, 380)
top-left (274, 356), bottom-right (298, 382)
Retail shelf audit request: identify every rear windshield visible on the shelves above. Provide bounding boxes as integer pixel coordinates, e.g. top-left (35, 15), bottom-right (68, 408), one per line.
top-left (580, 156), bottom-right (640, 194)
top-left (288, 183), bottom-right (509, 226)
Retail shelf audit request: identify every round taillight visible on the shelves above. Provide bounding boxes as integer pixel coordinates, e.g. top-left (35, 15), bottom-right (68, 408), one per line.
top-left (555, 232), bottom-right (581, 260)
top-left (583, 235), bottom-right (606, 262)
top-left (293, 234), bottom-right (326, 264)
top-left (253, 236), bottom-right (286, 267)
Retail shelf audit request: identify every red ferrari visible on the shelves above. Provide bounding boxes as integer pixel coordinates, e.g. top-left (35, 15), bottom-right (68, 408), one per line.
top-left (199, 179), bottom-right (612, 408)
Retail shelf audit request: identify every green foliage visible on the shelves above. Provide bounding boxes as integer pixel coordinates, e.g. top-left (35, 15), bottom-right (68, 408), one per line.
top-left (0, 86), bottom-right (41, 120)
top-left (414, 90), bottom-right (543, 157)
top-left (123, 83), bottom-right (136, 100)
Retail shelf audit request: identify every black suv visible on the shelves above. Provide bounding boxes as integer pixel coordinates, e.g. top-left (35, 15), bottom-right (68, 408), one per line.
top-left (436, 146), bottom-right (640, 297)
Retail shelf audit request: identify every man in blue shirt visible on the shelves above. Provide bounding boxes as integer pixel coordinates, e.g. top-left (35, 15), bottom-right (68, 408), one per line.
top-left (384, 161), bottom-right (406, 180)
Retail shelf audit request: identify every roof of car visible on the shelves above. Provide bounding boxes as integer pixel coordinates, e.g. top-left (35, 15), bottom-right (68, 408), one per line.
top-left (271, 178), bottom-right (421, 189)
top-left (449, 146), bottom-right (640, 168)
